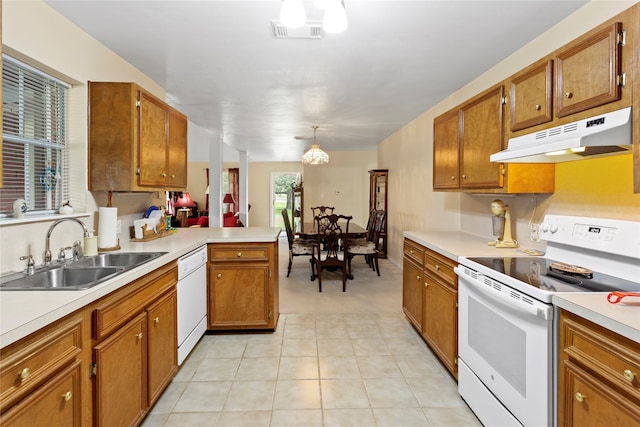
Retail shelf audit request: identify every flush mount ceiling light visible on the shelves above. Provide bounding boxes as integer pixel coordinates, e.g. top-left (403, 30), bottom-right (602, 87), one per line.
top-left (301, 125), bottom-right (329, 165)
top-left (279, 0), bottom-right (348, 34)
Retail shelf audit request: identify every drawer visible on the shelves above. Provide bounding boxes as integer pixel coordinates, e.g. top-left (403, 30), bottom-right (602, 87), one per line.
top-left (0, 360), bottom-right (82, 427)
top-left (403, 239), bottom-right (425, 266)
top-left (424, 250), bottom-right (457, 285)
top-left (0, 317), bottom-right (82, 411)
top-left (93, 263), bottom-right (177, 341)
top-left (209, 243), bottom-right (270, 262)
top-left (561, 310), bottom-right (640, 400)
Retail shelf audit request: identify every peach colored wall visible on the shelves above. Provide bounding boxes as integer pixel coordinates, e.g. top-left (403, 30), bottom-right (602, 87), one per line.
top-left (379, 0), bottom-right (640, 266)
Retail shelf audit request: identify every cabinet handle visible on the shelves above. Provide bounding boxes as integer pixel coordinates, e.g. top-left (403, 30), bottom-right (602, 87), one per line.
top-left (153, 317), bottom-right (160, 324)
top-left (424, 281), bottom-right (429, 288)
top-left (161, 172), bottom-right (167, 178)
top-left (217, 273), bottom-right (222, 279)
top-left (462, 174), bottom-right (467, 179)
top-left (435, 265), bottom-right (440, 271)
top-left (575, 392), bottom-right (586, 402)
top-left (565, 92), bottom-right (573, 99)
top-left (61, 391), bottom-right (73, 401)
top-left (171, 174), bottom-right (176, 179)
top-left (451, 176), bottom-right (455, 181)
top-left (534, 104), bottom-right (541, 111)
top-left (416, 275), bottom-right (421, 281)
top-left (623, 369), bottom-right (636, 382)
top-left (19, 368), bottom-right (30, 380)
top-left (135, 332), bottom-right (143, 340)
top-left (237, 252), bottom-right (242, 257)
top-left (409, 250), bottom-right (414, 254)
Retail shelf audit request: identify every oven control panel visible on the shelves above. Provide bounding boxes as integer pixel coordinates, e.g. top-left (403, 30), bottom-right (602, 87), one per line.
top-left (541, 215), bottom-right (639, 259)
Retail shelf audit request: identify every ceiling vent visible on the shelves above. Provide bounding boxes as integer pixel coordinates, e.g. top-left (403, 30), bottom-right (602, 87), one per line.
top-left (271, 20), bottom-right (324, 39)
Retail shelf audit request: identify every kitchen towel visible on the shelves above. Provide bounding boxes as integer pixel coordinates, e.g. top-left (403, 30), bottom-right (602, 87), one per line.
top-left (98, 207), bottom-right (118, 249)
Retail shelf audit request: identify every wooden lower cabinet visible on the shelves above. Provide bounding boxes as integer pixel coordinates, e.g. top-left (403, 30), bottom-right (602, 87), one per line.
top-left (208, 242), bottom-right (279, 330)
top-left (558, 310), bottom-right (640, 426)
top-left (0, 313), bottom-right (87, 426)
top-left (93, 313), bottom-right (148, 427)
top-left (402, 238), bottom-right (458, 379)
top-left (147, 290), bottom-right (178, 407)
top-left (92, 261), bottom-right (177, 426)
top-left (0, 360), bottom-right (82, 427)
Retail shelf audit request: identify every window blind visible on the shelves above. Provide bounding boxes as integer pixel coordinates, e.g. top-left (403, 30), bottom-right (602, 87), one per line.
top-left (1, 55), bottom-right (70, 215)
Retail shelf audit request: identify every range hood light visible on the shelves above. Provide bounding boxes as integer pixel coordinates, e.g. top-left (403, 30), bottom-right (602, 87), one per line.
top-left (570, 147), bottom-right (586, 153)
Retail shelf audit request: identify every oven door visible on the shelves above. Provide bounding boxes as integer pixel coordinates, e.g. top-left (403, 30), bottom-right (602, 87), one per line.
top-left (457, 267), bottom-right (553, 427)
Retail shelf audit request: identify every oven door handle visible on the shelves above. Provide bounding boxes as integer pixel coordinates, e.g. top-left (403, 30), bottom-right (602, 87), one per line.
top-left (455, 267), bottom-right (551, 320)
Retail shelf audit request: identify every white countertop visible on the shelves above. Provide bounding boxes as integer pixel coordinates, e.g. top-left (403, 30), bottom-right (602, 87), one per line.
top-left (0, 227), bottom-right (281, 348)
top-left (404, 230), bottom-right (639, 344)
top-left (553, 293), bottom-right (640, 343)
top-left (403, 230), bottom-right (527, 261)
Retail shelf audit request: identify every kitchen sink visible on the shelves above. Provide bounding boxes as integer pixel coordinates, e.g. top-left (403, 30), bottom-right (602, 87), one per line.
top-left (0, 252), bottom-right (167, 291)
top-left (0, 266), bottom-right (125, 290)
top-left (69, 252), bottom-right (166, 268)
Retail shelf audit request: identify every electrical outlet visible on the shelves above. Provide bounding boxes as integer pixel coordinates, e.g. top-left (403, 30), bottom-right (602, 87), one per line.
top-left (116, 219), bottom-right (122, 234)
top-left (529, 223), bottom-right (540, 242)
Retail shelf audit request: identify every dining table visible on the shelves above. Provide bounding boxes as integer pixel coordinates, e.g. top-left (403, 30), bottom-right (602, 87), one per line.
top-left (296, 221), bottom-right (367, 240)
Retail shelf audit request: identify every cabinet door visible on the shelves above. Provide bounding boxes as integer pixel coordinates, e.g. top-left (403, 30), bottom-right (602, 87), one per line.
top-left (556, 23), bottom-right (623, 118)
top-left (209, 265), bottom-right (271, 328)
top-left (138, 90), bottom-right (168, 187)
top-left (460, 85), bottom-right (504, 189)
top-left (422, 275), bottom-right (457, 378)
top-left (402, 257), bottom-right (423, 333)
top-left (509, 60), bottom-right (553, 131)
top-left (433, 109), bottom-right (460, 190)
top-left (559, 360), bottom-right (640, 426)
top-left (147, 290), bottom-right (177, 407)
top-left (166, 108), bottom-right (188, 190)
top-left (0, 361), bottom-right (82, 427)
top-left (93, 313), bottom-right (147, 427)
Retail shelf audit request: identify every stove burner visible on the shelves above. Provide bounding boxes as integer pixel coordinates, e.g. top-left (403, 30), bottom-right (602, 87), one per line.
top-left (548, 262), bottom-right (593, 279)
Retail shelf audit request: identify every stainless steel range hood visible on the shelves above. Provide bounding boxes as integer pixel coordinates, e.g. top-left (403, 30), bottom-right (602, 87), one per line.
top-left (490, 107), bottom-right (632, 163)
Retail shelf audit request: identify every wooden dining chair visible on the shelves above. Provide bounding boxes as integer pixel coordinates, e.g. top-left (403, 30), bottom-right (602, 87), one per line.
top-left (282, 209), bottom-right (314, 277)
top-left (310, 214), bottom-right (352, 292)
top-left (347, 210), bottom-right (386, 276)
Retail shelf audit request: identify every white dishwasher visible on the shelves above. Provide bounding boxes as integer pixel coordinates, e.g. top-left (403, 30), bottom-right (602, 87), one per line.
top-left (177, 245), bottom-right (207, 365)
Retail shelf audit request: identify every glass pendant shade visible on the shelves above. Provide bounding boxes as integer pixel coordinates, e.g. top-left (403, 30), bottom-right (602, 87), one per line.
top-left (280, 0), bottom-right (306, 28)
top-left (301, 145), bottom-right (329, 165)
top-left (323, 0), bottom-right (348, 33)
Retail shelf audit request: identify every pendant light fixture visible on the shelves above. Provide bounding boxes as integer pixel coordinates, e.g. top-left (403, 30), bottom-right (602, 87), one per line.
top-left (323, 0), bottom-right (348, 33)
top-left (280, 0), bottom-right (306, 28)
top-left (301, 125), bottom-right (329, 165)
top-left (279, 0), bottom-right (348, 34)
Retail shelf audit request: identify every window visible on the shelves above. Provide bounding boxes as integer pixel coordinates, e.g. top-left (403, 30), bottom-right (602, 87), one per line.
top-left (1, 55), bottom-right (70, 215)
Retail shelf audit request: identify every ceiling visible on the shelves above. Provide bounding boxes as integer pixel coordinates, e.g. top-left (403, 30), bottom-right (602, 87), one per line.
top-left (44, 0), bottom-right (587, 162)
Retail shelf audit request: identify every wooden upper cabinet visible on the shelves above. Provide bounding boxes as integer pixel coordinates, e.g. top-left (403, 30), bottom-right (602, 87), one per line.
top-left (138, 91), bottom-right (169, 188)
top-left (556, 23), bottom-right (623, 118)
top-left (433, 109), bottom-right (460, 190)
top-left (509, 60), bottom-right (553, 131)
top-left (88, 82), bottom-right (188, 192)
top-left (460, 85), bottom-right (505, 189)
top-left (167, 108), bottom-right (188, 189)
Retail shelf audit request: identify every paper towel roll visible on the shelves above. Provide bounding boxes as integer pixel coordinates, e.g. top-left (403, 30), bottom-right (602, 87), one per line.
top-left (98, 207), bottom-right (118, 249)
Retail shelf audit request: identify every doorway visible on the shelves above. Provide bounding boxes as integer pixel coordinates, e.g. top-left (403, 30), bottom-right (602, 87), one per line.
top-left (270, 172), bottom-right (300, 228)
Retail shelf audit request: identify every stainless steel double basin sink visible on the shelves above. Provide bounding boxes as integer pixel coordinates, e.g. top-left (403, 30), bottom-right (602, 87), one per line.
top-left (0, 252), bottom-right (167, 291)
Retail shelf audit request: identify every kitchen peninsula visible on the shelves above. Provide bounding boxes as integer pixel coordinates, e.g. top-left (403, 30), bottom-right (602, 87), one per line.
top-left (0, 227), bottom-right (280, 426)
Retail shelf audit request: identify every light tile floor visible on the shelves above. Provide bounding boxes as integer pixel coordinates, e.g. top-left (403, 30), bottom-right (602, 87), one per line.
top-left (142, 237), bottom-right (482, 426)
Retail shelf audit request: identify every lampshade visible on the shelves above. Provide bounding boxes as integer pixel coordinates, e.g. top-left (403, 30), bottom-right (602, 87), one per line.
top-left (174, 192), bottom-right (196, 208)
top-left (222, 193), bottom-right (235, 204)
top-left (280, 0), bottom-right (305, 28)
top-left (302, 145), bottom-right (329, 165)
top-left (323, 0), bottom-right (348, 33)
top-left (301, 125), bottom-right (329, 165)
